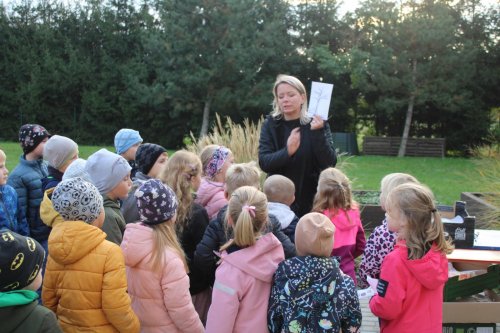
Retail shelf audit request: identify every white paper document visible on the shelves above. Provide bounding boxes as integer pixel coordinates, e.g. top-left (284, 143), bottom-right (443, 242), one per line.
top-left (308, 81), bottom-right (334, 120)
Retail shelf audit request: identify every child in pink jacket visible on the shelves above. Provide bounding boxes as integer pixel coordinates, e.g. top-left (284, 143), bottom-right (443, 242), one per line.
top-left (121, 179), bottom-right (203, 333)
top-left (205, 186), bottom-right (285, 333)
top-left (369, 183), bottom-right (453, 333)
top-left (312, 168), bottom-right (366, 284)
top-left (195, 145), bottom-right (234, 220)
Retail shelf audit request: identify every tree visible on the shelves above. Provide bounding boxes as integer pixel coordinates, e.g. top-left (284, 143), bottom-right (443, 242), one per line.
top-left (153, 0), bottom-right (295, 138)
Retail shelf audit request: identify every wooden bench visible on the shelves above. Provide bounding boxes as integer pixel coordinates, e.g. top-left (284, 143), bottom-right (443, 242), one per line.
top-left (363, 136), bottom-right (445, 157)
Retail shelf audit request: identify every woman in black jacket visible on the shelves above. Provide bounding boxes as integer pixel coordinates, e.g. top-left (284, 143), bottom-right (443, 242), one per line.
top-left (259, 74), bottom-right (337, 217)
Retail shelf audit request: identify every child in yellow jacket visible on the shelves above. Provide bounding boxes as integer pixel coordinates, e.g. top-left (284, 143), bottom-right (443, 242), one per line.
top-left (42, 177), bottom-right (139, 333)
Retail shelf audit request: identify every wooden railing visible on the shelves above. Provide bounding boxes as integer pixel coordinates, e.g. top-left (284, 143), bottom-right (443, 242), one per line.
top-left (363, 136), bottom-right (445, 157)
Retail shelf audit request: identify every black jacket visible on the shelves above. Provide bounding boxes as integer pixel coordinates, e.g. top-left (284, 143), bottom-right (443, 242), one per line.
top-left (180, 203), bottom-right (211, 295)
top-left (194, 205), bottom-right (296, 286)
top-left (258, 116), bottom-right (337, 217)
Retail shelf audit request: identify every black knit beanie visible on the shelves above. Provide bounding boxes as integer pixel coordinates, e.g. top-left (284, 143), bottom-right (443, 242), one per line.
top-left (135, 143), bottom-right (167, 175)
top-left (18, 124), bottom-right (50, 154)
top-left (0, 231), bottom-right (45, 291)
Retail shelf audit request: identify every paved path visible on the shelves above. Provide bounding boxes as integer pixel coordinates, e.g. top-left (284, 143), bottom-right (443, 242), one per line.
top-left (359, 298), bottom-right (379, 333)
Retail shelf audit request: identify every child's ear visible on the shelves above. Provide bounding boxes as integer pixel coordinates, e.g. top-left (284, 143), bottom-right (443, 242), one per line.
top-left (224, 190), bottom-right (229, 200)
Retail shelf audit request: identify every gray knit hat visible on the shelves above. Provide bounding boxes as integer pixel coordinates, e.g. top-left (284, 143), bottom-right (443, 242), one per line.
top-left (52, 177), bottom-right (103, 224)
top-left (85, 148), bottom-right (132, 195)
top-left (62, 158), bottom-right (91, 182)
top-left (43, 135), bottom-right (78, 169)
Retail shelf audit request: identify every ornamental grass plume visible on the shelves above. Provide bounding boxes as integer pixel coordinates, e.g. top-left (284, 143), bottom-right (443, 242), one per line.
top-left (186, 113), bottom-right (263, 164)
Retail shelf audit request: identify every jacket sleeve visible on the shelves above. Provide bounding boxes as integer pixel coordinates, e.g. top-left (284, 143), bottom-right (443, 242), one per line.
top-left (267, 265), bottom-right (284, 333)
top-left (102, 212), bottom-right (125, 245)
top-left (269, 215), bottom-right (296, 258)
top-left (354, 224), bottom-right (366, 259)
top-left (41, 258), bottom-right (60, 313)
top-left (102, 245), bottom-right (140, 333)
top-left (258, 118), bottom-right (291, 173)
top-left (162, 257), bottom-right (204, 333)
top-left (340, 276), bottom-right (362, 332)
top-left (193, 217), bottom-right (224, 279)
top-left (205, 266), bottom-right (242, 333)
top-left (16, 197), bottom-right (30, 236)
top-left (310, 122), bottom-right (337, 169)
top-left (369, 252), bottom-right (406, 320)
top-left (207, 191), bottom-right (228, 220)
top-left (358, 224), bottom-right (389, 287)
top-left (8, 175), bottom-right (28, 223)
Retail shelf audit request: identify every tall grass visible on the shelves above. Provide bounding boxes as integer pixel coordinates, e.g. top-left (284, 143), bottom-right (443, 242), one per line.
top-left (185, 113), bottom-right (263, 163)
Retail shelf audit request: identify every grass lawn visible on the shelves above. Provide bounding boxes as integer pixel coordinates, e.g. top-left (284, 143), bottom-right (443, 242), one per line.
top-left (1, 141), bottom-right (497, 206)
top-left (339, 155), bottom-right (498, 205)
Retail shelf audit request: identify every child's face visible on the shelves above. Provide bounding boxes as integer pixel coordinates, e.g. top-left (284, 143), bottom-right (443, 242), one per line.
top-left (191, 173), bottom-right (202, 191)
top-left (0, 155), bottom-right (8, 185)
top-left (31, 137), bottom-right (49, 158)
top-left (123, 143), bottom-right (141, 161)
top-left (109, 173), bottom-right (132, 200)
top-left (148, 152), bottom-right (168, 178)
top-left (385, 204), bottom-right (407, 235)
top-left (216, 154), bottom-right (234, 182)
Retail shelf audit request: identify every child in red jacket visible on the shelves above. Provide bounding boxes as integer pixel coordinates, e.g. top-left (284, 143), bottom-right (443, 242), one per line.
top-left (369, 183), bottom-right (453, 333)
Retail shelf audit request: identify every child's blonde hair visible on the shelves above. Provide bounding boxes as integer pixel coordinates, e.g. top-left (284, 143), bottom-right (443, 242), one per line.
top-left (386, 183), bottom-right (454, 260)
top-left (221, 186), bottom-right (268, 251)
top-left (200, 144), bottom-right (233, 178)
top-left (312, 168), bottom-right (357, 221)
top-left (159, 150), bottom-right (202, 233)
top-left (149, 221), bottom-right (189, 273)
top-left (0, 149), bottom-right (5, 160)
top-left (224, 162), bottom-right (261, 196)
top-left (380, 173), bottom-right (419, 209)
top-left (263, 175), bottom-right (295, 205)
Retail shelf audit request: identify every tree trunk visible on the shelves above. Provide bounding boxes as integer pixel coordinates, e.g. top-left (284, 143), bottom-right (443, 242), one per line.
top-left (398, 58), bottom-right (417, 157)
top-left (199, 97), bottom-right (212, 137)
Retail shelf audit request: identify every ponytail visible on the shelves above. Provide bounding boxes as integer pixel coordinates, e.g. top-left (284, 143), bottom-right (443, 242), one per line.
top-left (221, 186), bottom-right (268, 251)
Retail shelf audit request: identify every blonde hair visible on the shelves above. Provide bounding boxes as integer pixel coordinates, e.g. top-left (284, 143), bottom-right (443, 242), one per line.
top-left (221, 186), bottom-right (268, 251)
top-left (386, 183), bottom-right (454, 260)
top-left (224, 161), bottom-right (261, 196)
top-left (380, 173), bottom-right (419, 210)
top-left (0, 149), bottom-right (5, 160)
top-left (159, 150), bottom-right (202, 233)
top-left (263, 174), bottom-right (295, 204)
top-left (271, 74), bottom-right (310, 125)
top-left (312, 168), bottom-right (357, 222)
top-left (149, 221), bottom-right (189, 273)
top-left (199, 144), bottom-right (232, 179)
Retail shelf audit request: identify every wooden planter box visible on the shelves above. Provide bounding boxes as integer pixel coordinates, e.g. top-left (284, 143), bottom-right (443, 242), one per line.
top-left (460, 192), bottom-right (499, 228)
top-left (363, 136), bottom-right (445, 157)
top-left (353, 190), bottom-right (384, 232)
top-left (360, 204), bottom-right (385, 232)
